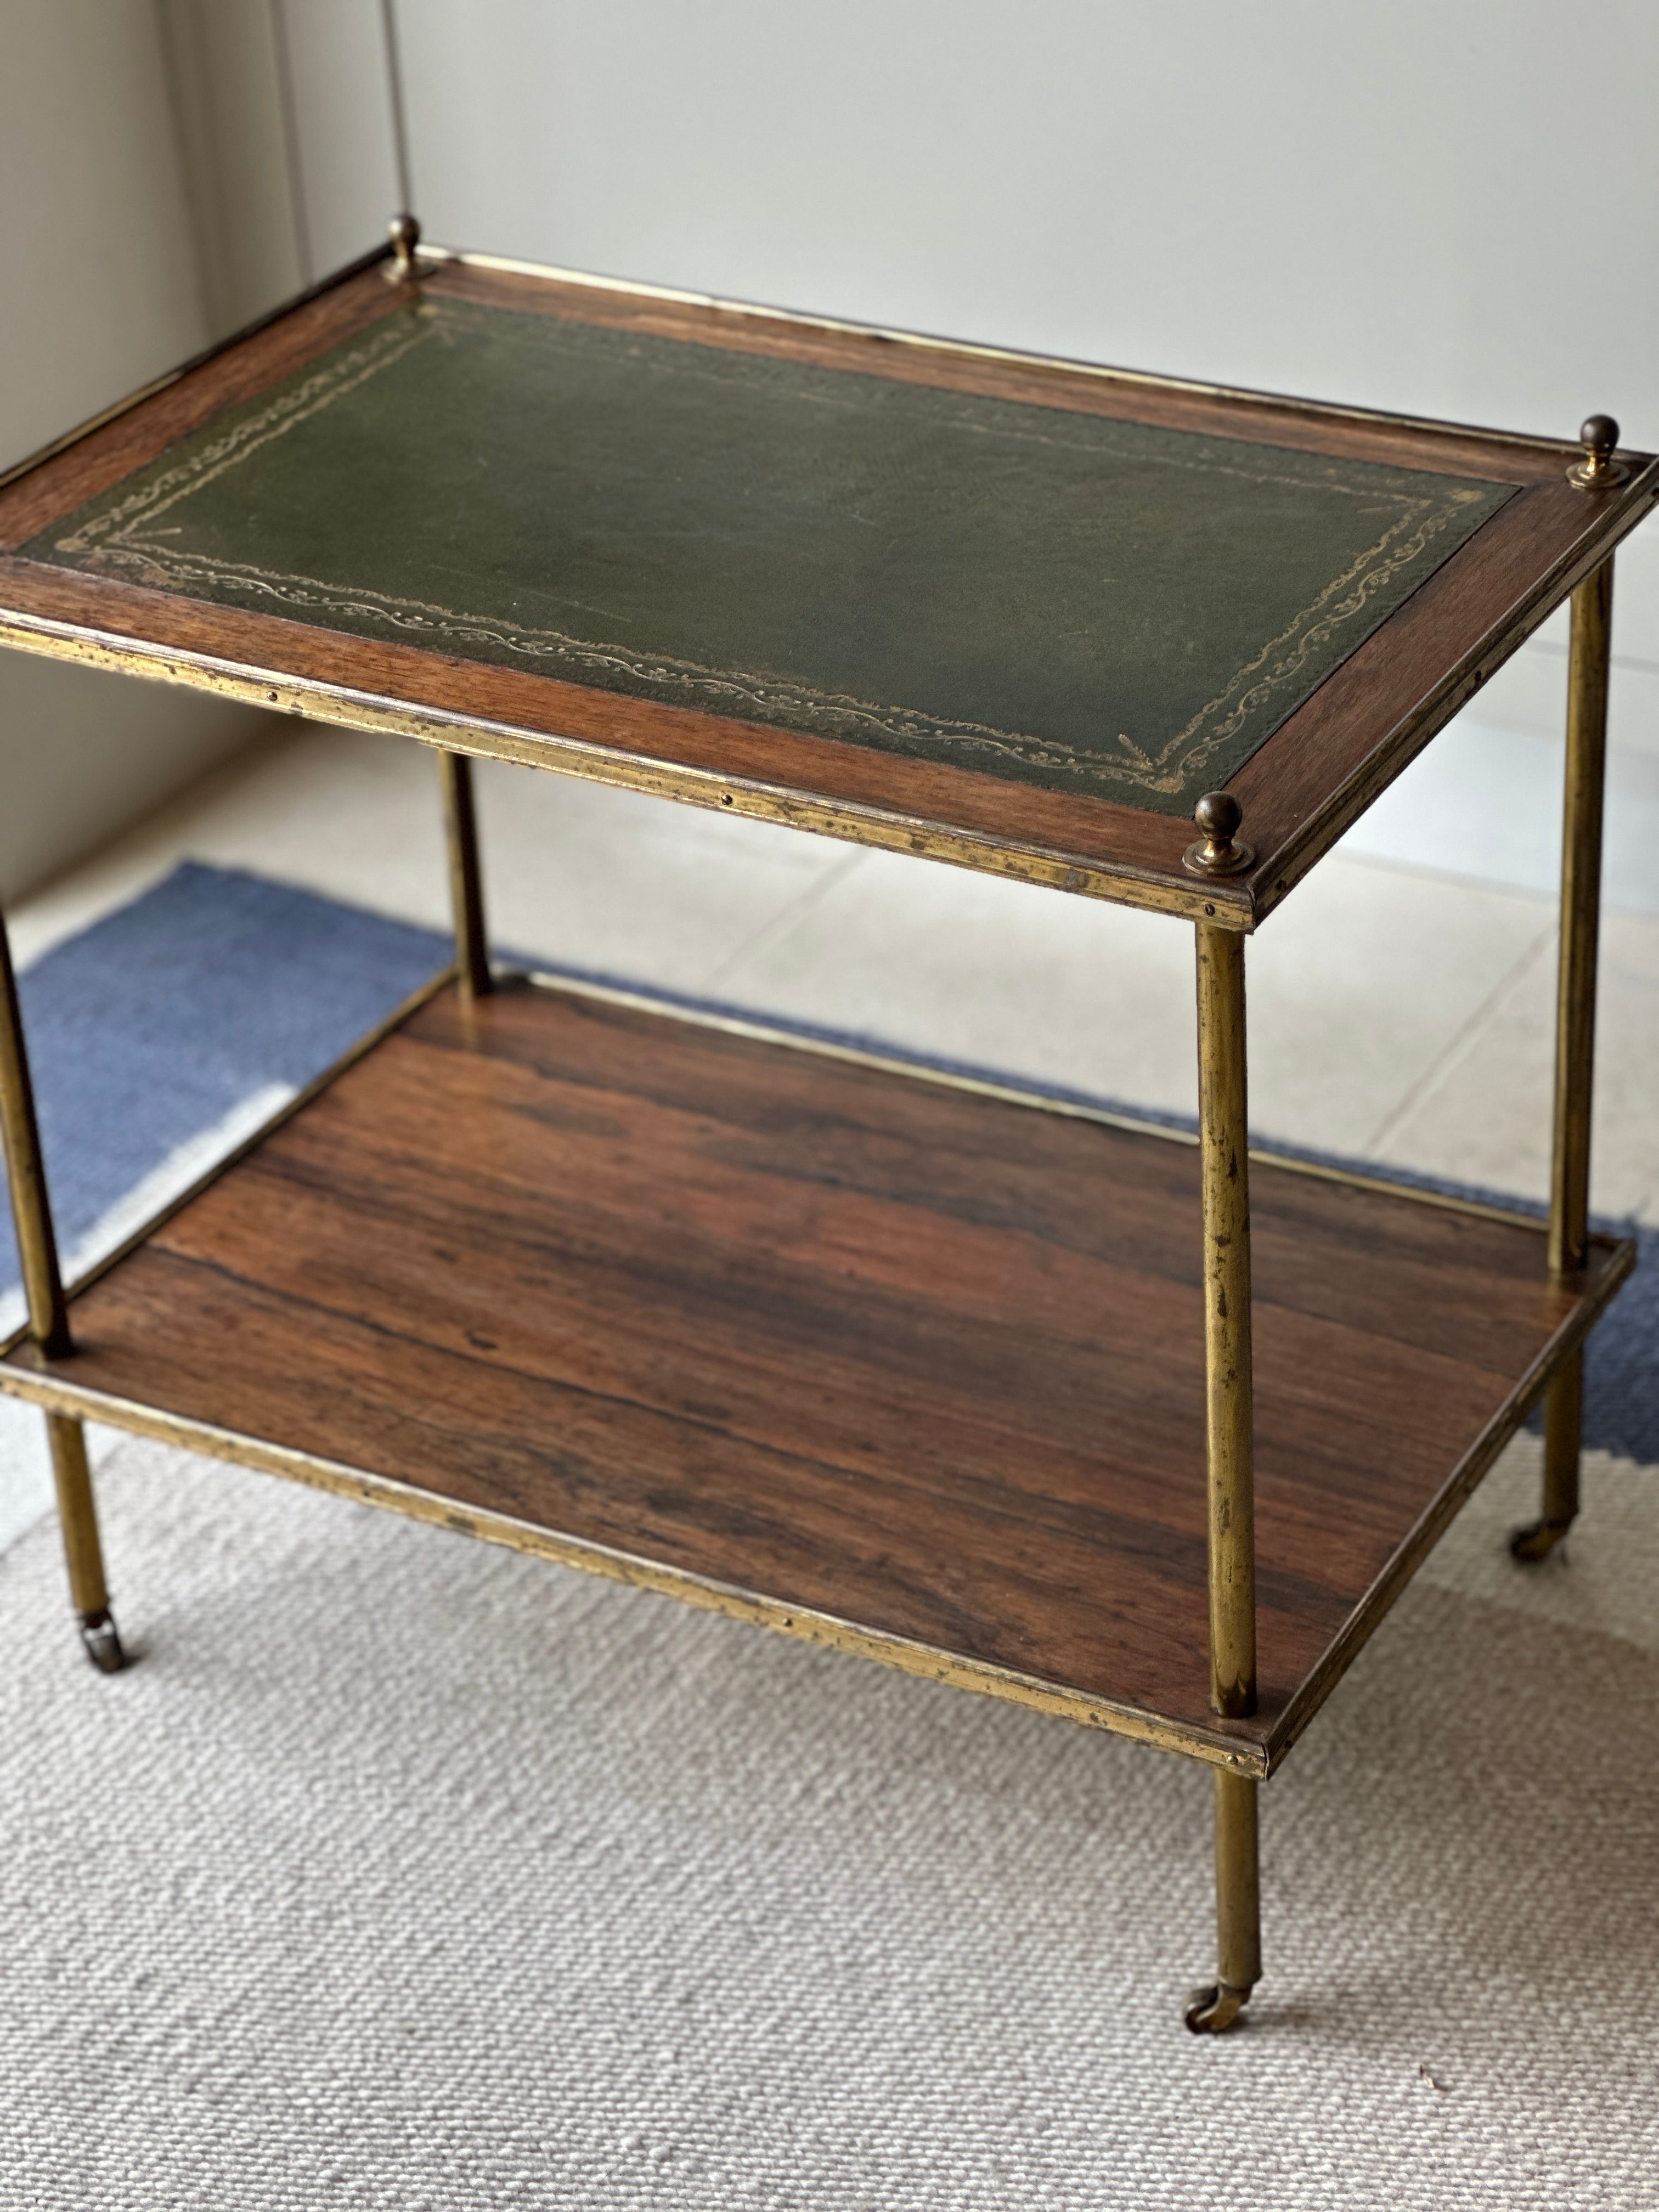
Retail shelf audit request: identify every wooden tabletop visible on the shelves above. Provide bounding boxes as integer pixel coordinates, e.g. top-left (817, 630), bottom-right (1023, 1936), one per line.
top-left (2, 243), bottom-right (1654, 928)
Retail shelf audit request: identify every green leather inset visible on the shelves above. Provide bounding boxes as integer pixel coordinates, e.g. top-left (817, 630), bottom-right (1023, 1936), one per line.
top-left (33, 296), bottom-right (1515, 813)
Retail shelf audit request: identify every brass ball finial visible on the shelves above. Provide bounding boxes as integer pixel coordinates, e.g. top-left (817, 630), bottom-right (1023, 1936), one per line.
top-left (385, 212), bottom-right (422, 284)
top-left (1183, 791), bottom-right (1255, 877)
top-left (1567, 413), bottom-right (1627, 490)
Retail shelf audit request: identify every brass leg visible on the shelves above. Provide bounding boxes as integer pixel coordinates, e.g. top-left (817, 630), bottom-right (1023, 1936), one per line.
top-left (1513, 554), bottom-right (1613, 1562)
top-left (1, 907), bottom-right (126, 1667)
top-left (1186, 921), bottom-right (1260, 2031)
top-left (0, 904), bottom-right (71, 1357)
top-left (47, 1412), bottom-right (125, 1672)
top-left (438, 748), bottom-right (492, 1001)
top-left (1186, 1771), bottom-right (1260, 2033)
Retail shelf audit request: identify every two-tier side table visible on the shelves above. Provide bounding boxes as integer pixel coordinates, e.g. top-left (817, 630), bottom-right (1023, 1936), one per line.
top-left (2, 224), bottom-right (1652, 2030)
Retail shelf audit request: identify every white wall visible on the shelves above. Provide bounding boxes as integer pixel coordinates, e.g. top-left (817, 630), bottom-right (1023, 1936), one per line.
top-left (0, 1), bottom-right (281, 903)
top-left (390, 1), bottom-right (1656, 438)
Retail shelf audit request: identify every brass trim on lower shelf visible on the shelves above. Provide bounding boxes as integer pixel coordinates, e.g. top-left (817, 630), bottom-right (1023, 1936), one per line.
top-left (0, 1359), bottom-right (1268, 1775)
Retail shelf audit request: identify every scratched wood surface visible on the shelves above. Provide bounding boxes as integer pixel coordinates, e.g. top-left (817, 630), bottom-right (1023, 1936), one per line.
top-left (9, 981), bottom-right (1622, 1763)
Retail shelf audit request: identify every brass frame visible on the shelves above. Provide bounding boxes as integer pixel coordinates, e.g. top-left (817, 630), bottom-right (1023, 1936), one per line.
top-left (0, 230), bottom-right (1638, 2031)
top-left (0, 902), bottom-right (122, 1666)
top-left (420, 244), bottom-right (1640, 466)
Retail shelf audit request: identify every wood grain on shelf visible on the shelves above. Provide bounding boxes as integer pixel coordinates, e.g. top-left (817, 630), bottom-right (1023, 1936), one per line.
top-left (5, 983), bottom-right (1620, 1768)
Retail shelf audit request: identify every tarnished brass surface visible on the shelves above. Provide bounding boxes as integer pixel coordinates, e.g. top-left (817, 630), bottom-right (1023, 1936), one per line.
top-left (1184, 1771), bottom-right (1260, 2032)
top-left (46, 1409), bottom-right (107, 1617)
top-left (0, 909), bottom-right (71, 1356)
top-left (439, 750), bottom-right (492, 999)
top-left (1214, 1769), bottom-right (1261, 1993)
top-left (1567, 414), bottom-right (1629, 492)
top-left (1512, 552), bottom-right (1612, 1563)
top-left (1183, 791), bottom-right (1256, 877)
top-left (0, 1360), bottom-right (1274, 1774)
top-left (1539, 1347), bottom-right (1584, 1530)
top-left (1195, 923), bottom-right (1256, 1720)
top-left (1549, 558), bottom-right (1612, 1280)
top-left (1512, 1347), bottom-right (1583, 1561)
top-left (385, 212), bottom-right (424, 286)
top-left (1183, 1980), bottom-right (1249, 2033)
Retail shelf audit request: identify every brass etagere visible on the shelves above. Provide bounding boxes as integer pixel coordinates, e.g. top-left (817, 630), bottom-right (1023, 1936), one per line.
top-left (0, 232), bottom-right (1650, 2030)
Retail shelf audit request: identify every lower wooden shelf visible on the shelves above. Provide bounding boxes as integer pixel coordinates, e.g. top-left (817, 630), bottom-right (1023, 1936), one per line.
top-left (0, 975), bottom-right (1630, 1775)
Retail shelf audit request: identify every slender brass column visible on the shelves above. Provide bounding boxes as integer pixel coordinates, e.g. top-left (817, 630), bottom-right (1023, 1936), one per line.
top-left (438, 749), bottom-right (492, 1000)
top-left (1195, 923), bottom-right (1256, 1717)
top-left (1513, 555), bottom-right (1613, 1562)
top-left (0, 907), bottom-right (123, 1668)
top-left (1186, 918), bottom-right (1261, 2033)
top-left (1214, 1773), bottom-right (1261, 1985)
top-left (47, 1412), bottom-right (125, 1672)
top-left (0, 907), bottom-right (71, 1357)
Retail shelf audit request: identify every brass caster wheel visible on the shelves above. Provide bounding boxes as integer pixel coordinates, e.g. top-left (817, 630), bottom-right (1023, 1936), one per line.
top-left (1184, 1981), bottom-right (1251, 2034)
top-left (78, 1607), bottom-right (127, 1674)
top-left (1510, 1517), bottom-right (1572, 1564)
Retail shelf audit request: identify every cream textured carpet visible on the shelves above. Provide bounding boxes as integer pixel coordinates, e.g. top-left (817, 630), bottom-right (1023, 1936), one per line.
top-left (3, 1430), bottom-right (1656, 2210)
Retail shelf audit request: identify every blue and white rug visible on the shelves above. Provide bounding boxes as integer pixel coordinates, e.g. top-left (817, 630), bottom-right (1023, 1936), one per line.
top-left (3, 861), bottom-right (1654, 1462)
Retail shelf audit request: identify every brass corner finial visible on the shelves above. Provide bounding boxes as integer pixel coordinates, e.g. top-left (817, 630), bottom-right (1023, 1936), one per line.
top-left (1567, 414), bottom-right (1627, 491)
top-left (1184, 791), bottom-right (1255, 878)
top-left (385, 212), bottom-right (423, 285)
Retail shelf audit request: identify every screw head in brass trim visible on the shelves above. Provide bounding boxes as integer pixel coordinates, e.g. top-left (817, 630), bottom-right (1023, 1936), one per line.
top-left (385, 213), bottom-right (424, 285)
top-left (1184, 791), bottom-right (1255, 877)
top-left (1566, 412), bottom-right (1628, 490)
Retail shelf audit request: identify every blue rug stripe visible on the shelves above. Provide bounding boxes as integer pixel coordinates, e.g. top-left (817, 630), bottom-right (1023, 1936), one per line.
top-left (3, 864), bottom-right (449, 1272)
top-left (2, 861), bottom-right (1653, 1462)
